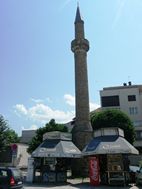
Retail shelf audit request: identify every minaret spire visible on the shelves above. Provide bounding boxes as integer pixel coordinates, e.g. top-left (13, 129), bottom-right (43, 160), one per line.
top-left (75, 4), bottom-right (83, 23)
top-left (74, 5), bottom-right (85, 40)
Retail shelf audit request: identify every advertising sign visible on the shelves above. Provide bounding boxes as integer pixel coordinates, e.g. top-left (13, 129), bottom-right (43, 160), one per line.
top-left (11, 144), bottom-right (17, 156)
top-left (89, 156), bottom-right (100, 186)
top-left (42, 172), bottom-right (56, 182)
top-left (44, 157), bottom-right (56, 165)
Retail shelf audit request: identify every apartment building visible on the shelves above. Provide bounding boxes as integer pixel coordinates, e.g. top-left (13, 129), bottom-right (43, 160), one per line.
top-left (100, 82), bottom-right (142, 151)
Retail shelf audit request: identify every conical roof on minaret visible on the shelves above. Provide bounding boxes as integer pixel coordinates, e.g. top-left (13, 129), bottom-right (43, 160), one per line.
top-left (75, 5), bottom-right (84, 23)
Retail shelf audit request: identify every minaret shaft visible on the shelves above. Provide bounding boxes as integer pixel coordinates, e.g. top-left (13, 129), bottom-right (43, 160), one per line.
top-left (74, 50), bottom-right (90, 128)
top-left (75, 23), bottom-right (85, 39)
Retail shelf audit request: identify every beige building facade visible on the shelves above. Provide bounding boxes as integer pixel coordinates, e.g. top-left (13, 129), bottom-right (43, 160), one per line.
top-left (20, 130), bottom-right (36, 144)
top-left (100, 82), bottom-right (142, 151)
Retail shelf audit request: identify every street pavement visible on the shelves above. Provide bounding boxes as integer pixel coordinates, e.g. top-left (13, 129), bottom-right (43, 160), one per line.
top-left (23, 179), bottom-right (142, 189)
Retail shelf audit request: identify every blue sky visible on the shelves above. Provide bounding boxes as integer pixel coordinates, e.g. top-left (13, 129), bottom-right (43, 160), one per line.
top-left (1, 0), bottom-right (142, 135)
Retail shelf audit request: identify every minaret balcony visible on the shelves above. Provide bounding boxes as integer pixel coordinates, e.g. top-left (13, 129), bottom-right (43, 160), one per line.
top-left (71, 38), bottom-right (89, 52)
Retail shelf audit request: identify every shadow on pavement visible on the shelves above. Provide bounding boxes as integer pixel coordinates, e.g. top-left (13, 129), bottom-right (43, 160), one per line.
top-left (24, 179), bottom-right (141, 189)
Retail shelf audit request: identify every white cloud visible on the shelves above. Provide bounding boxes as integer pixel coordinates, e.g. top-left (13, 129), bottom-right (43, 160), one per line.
top-left (14, 94), bottom-right (100, 125)
top-left (15, 104), bottom-right (28, 115)
top-left (29, 103), bottom-right (74, 123)
top-left (64, 94), bottom-right (75, 107)
top-left (112, 0), bottom-right (127, 30)
top-left (90, 102), bottom-right (100, 111)
top-left (31, 97), bottom-right (52, 104)
top-left (64, 94), bottom-right (100, 111)
top-left (15, 103), bottom-right (74, 124)
top-left (31, 98), bottom-right (44, 103)
top-left (22, 124), bottom-right (38, 130)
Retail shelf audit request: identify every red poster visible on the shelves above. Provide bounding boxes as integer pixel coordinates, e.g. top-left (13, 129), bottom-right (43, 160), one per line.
top-left (89, 156), bottom-right (100, 186)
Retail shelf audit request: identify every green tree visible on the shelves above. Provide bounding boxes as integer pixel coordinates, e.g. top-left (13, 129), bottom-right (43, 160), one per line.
top-left (0, 115), bottom-right (19, 152)
top-left (0, 115), bottom-right (8, 152)
top-left (4, 129), bottom-right (20, 144)
top-left (91, 109), bottom-right (135, 144)
top-left (27, 119), bottom-right (68, 154)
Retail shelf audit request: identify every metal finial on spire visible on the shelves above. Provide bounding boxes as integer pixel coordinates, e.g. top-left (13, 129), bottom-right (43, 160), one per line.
top-left (77, 1), bottom-right (79, 7)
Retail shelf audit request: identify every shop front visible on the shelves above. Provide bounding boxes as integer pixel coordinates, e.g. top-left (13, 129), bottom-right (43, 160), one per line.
top-left (35, 157), bottom-right (69, 183)
top-left (83, 127), bottom-right (139, 186)
top-left (27, 131), bottom-right (81, 183)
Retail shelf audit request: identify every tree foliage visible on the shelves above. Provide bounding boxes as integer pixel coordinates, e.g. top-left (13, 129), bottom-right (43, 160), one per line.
top-left (4, 129), bottom-right (20, 144)
top-left (0, 114), bottom-right (19, 152)
top-left (91, 109), bottom-right (135, 144)
top-left (27, 119), bottom-right (68, 154)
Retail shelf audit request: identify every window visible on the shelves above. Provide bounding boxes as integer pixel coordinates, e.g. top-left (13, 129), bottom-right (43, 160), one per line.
top-left (135, 131), bottom-right (142, 140)
top-left (12, 169), bottom-right (22, 177)
top-left (0, 170), bottom-right (8, 177)
top-left (128, 95), bottom-right (136, 101)
top-left (101, 96), bottom-right (120, 107)
top-left (134, 120), bottom-right (142, 126)
top-left (129, 107), bottom-right (138, 115)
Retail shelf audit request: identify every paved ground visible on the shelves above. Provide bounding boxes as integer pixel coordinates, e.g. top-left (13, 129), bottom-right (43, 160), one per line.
top-left (24, 179), bottom-right (141, 189)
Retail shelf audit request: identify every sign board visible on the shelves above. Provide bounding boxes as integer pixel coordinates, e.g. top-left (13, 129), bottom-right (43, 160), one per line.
top-left (44, 157), bottom-right (56, 165)
top-left (43, 131), bottom-right (72, 141)
top-left (11, 144), bottom-right (17, 155)
top-left (89, 156), bottom-right (100, 186)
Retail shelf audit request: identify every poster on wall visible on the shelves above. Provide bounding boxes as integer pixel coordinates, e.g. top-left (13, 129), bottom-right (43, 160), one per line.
top-left (89, 156), bottom-right (100, 186)
top-left (42, 172), bottom-right (56, 182)
top-left (44, 157), bottom-right (56, 165)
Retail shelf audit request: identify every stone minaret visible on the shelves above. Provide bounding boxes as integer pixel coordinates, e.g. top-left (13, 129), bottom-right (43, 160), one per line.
top-left (71, 6), bottom-right (93, 151)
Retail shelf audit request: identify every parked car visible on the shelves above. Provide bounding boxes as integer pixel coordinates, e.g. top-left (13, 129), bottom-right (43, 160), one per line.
top-left (136, 166), bottom-right (142, 185)
top-left (0, 167), bottom-right (24, 189)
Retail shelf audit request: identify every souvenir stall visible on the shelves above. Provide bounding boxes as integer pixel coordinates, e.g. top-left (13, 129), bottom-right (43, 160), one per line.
top-left (27, 131), bottom-right (81, 183)
top-left (82, 127), bottom-right (139, 186)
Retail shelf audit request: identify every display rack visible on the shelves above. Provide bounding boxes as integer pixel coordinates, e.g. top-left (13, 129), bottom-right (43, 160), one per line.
top-left (107, 154), bottom-right (126, 186)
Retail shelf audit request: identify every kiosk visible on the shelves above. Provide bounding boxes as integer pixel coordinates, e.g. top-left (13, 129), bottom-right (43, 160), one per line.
top-left (83, 127), bottom-right (139, 186)
top-left (29, 131), bottom-right (81, 183)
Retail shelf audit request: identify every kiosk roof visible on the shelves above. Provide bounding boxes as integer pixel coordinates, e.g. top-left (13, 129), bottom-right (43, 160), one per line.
top-left (82, 135), bottom-right (139, 155)
top-left (32, 139), bottom-right (81, 158)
